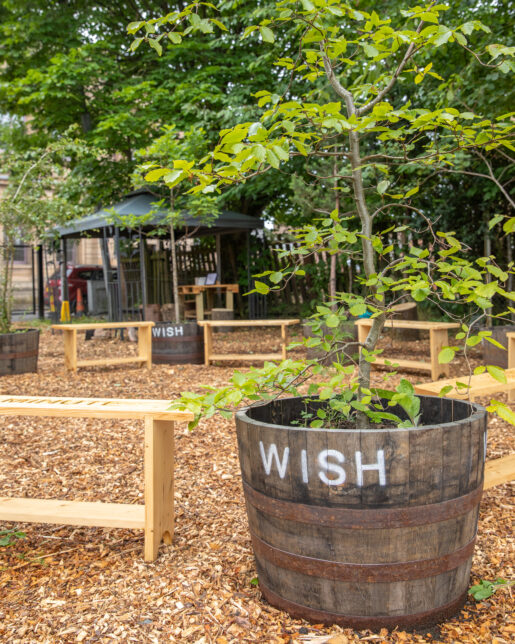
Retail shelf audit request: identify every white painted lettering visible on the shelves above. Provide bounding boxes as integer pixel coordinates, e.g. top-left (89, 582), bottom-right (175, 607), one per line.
top-left (176, 326), bottom-right (184, 336)
top-left (152, 327), bottom-right (161, 338)
top-left (317, 449), bottom-right (346, 486)
top-left (259, 441), bottom-right (290, 479)
top-left (355, 450), bottom-right (386, 486)
top-left (301, 449), bottom-right (308, 484)
top-left (167, 327), bottom-right (173, 337)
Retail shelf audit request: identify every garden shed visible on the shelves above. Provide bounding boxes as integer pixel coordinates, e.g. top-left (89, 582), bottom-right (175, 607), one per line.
top-left (54, 188), bottom-right (264, 320)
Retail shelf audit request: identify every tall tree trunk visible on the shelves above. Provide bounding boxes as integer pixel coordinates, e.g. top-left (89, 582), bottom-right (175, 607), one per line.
top-left (0, 240), bottom-right (15, 333)
top-left (170, 189), bottom-right (180, 324)
top-left (329, 157), bottom-right (339, 312)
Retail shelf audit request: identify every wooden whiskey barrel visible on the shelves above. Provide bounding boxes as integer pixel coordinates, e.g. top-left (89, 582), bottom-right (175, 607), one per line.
top-left (481, 324), bottom-right (515, 368)
top-left (0, 329), bottom-right (40, 376)
top-left (235, 395), bottom-right (487, 629)
top-left (151, 322), bottom-right (204, 365)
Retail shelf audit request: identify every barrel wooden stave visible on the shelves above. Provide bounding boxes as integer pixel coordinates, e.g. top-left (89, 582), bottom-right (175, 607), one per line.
top-left (151, 322), bottom-right (204, 365)
top-left (236, 395), bottom-right (487, 627)
top-left (0, 329), bottom-right (39, 376)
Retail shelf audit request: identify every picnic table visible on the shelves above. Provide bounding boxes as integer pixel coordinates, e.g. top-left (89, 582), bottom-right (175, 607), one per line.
top-left (178, 284), bottom-right (239, 320)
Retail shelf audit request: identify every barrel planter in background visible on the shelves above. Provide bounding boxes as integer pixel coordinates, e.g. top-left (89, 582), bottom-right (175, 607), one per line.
top-left (481, 324), bottom-right (515, 368)
top-left (0, 329), bottom-right (40, 376)
top-left (151, 322), bottom-right (204, 365)
top-left (235, 396), bottom-right (487, 629)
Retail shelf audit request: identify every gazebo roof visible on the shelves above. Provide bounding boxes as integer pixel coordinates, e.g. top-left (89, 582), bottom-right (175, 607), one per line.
top-left (55, 189), bottom-right (264, 238)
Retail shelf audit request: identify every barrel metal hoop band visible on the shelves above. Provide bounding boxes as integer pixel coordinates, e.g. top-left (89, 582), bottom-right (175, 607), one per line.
top-left (258, 582), bottom-right (468, 630)
top-left (1, 350), bottom-right (38, 360)
top-left (242, 481), bottom-right (483, 529)
top-left (251, 532), bottom-right (476, 582)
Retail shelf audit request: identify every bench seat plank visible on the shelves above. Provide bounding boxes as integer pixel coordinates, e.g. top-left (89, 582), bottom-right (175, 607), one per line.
top-left (0, 395), bottom-right (193, 422)
top-left (0, 497), bottom-right (145, 529)
top-left (414, 368), bottom-right (515, 401)
top-left (53, 322), bottom-right (154, 330)
top-left (484, 454), bottom-right (515, 490)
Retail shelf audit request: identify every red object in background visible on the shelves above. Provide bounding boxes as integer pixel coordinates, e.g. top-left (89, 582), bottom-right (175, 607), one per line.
top-left (45, 265), bottom-right (104, 313)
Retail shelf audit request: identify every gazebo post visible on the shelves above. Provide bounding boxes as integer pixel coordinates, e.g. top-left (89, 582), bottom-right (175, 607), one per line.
top-left (100, 228), bottom-right (114, 321)
top-left (114, 226), bottom-right (123, 323)
top-left (139, 227), bottom-right (148, 320)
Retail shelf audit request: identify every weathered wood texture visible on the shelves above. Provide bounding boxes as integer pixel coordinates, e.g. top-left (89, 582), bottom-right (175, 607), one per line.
top-left (52, 322), bottom-right (154, 371)
top-left (151, 322), bottom-right (204, 365)
top-left (481, 325), bottom-right (515, 368)
top-left (212, 308), bottom-right (234, 333)
top-left (0, 396), bottom-right (193, 561)
top-left (0, 329), bottom-right (39, 376)
top-left (235, 396), bottom-right (487, 628)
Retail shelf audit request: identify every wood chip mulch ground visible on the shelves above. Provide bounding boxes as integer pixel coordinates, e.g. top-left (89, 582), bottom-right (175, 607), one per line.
top-left (0, 325), bottom-right (513, 643)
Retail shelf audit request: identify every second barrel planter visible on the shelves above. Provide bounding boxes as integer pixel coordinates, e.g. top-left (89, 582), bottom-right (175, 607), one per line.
top-left (235, 395), bottom-right (487, 629)
top-left (151, 322), bottom-right (204, 365)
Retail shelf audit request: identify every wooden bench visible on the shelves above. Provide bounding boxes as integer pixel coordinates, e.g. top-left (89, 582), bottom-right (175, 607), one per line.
top-left (0, 396), bottom-right (193, 562)
top-left (414, 368), bottom-right (515, 401)
top-left (198, 319), bottom-right (300, 365)
top-left (484, 454), bottom-right (515, 490)
top-left (51, 321), bottom-right (154, 372)
top-left (356, 319), bottom-right (460, 381)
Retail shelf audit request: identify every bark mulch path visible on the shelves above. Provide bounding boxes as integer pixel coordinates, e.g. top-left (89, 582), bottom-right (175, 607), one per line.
top-left (0, 326), bottom-right (513, 643)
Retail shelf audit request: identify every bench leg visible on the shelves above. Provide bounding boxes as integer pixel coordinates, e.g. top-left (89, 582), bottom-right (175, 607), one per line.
top-left (281, 324), bottom-right (287, 361)
top-left (509, 336), bottom-right (515, 402)
top-left (430, 329), bottom-right (450, 380)
top-left (139, 325), bottom-right (152, 369)
top-left (203, 324), bottom-right (212, 366)
top-left (195, 292), bottom-right (204, 321)
top-left (144, 417), bottom-right (175, 562)
top-left (63, 329), bottom-right (77, 371)
top-left (226, 290), bottom-right (234, 311)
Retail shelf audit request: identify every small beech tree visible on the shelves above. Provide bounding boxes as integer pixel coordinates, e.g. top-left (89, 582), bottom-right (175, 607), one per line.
top-left (129, 1), bottom-right (515, 427)
top-left (0, 135), bottom-right (86, 334)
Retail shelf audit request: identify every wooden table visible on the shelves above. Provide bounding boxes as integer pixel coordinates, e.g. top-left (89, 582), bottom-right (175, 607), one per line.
top-left (0, 396), bottom-right (193, 562)
top-left (52, 321), bottom-right (154, 372)
top-left (355, 319), bottom-right (460, 381)
top-left (198, 319), bottom-right (300, 365)
top-left (178, 284), bottom-right (239, 320)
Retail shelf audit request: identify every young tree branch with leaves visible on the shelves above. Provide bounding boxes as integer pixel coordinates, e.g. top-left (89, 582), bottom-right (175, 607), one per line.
top-left (129, 1), bottom-right (514, 427)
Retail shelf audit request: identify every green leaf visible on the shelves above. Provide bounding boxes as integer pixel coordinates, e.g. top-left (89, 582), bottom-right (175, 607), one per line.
top-left (439, 385), bottom-right (453, 397)
top-left (260, 26), bottom-right (275, 43)
top-left (494, 402), bottom-right (515, 425)
top-left (349, 302), bottom-right (367, 316)
top-left (269, 271), bottom-right (283, 284)
top-left (438, 347), bottom-right (456, 364)
top-left (148, 38), bottom-right (163, 56)
top-left (253, 280), bottom-right (270, 295)
top-left (363, 43), bottom-right (379, 58)
top-left (488, 214), bottom-right (504, 230)
top-left (486, 365), bottom-right (507, 384)
top-left (377, 180), bottom-right (390, 195)
top-left (145, 168), bottom-right (170, 182)
top-left (326, 314), bottom-right (339, 328)
top-left (167, 32), bottom-right (182, 44)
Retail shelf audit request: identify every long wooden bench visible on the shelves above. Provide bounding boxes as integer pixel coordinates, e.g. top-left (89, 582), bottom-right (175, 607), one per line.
top-left (52, 321), bottom-right (154, 372)
top-left (198, 319), bottom-right (300, 365)
top-left (355, 319), bottom-right (460, 381)
top-left (414, 368), bottom-right (515, 401)
top-left (0, 396), bottom-right (193, 562)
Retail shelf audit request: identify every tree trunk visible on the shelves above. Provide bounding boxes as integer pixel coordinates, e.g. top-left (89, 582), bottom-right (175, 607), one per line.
top-left (0, 240), bottom-right (14, 333)
top-left (170, 189), bottom-right (180, 324)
